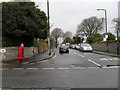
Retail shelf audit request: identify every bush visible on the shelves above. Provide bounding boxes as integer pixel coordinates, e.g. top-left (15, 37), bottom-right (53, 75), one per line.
top-left (107, 33), bottom-right (116, 41)
top-left (42, 39), bottom-right (48, 43)
top-left (87, 33), bottom-right (103, 43)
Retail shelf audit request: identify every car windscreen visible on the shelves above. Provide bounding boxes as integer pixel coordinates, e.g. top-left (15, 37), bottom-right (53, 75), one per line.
top-left (81, 44), bottom-right (91, 47)
top-left (61, 45), bottom-right (68, 49)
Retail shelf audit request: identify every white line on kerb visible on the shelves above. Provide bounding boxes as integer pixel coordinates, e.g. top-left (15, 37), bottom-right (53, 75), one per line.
top-left (40, 60), bottom-right (48, 63)
top-left (52, 54), bottom-right (56, 59)
top-left (103, 66), bottom-right (119, 69)
top-left (42, 68), bottom-right (55, 70)
top-left (88, 59), bottom-right (101, 67)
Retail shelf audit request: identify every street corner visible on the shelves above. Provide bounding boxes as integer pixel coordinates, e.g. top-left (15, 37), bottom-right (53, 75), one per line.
top-left (0, 61), bottom-right (11, 66)
top-left (0, 60), bottom-right (20, 67)
top-left (93, 51), bottom-right (119, 57)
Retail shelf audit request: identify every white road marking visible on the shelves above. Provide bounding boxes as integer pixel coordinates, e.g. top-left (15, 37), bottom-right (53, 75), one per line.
top-left (27, 68), bottom-right (39, 70)
top-left (58, 68), bottom-right (69, 70)
top-left (74, 52), bottom-right (85, 58)
top-left (100, 58), bottom-right (119, 61)
top-left (88, 67), bottom-right (100, 69)
top-left (84, 53), bottom-right (92, 54)
top-left (71, 65), bottom-right (86, 69)
top-left (1, 66), bottom-right (120, 71)
top-left (103, 66), bottom-right (120, 69)
top-left (78, 54), bottom-right (85, 58)
top-left (73, 67), bottom-right (86, 69)
top-left (12, 68), bottom-right (23, 70)
top-left (88, 59), bottom-right (101, 67)
top-left (42, 68), bottom-right (55, 70)
top-left (70, 65), bottom-right (74, 67)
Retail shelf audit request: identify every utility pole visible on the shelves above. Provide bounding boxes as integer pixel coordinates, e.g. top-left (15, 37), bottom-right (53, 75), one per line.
top-left (47, 0), bottom-right (51, 55)
top-left (97, 9), bottom-right (108, 52)
top-left (117, 29), bottom-right (119, 56)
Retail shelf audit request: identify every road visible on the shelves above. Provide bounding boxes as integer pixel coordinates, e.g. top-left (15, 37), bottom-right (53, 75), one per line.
top-left (1, 49), bottom-right (119, 89)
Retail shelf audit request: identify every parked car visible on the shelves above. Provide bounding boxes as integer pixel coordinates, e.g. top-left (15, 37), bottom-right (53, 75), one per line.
top-left (70, 44), bottom-right (76, 49)
top-left (59, 44), bottom-right (69, 53)
top-left (66, 43), bottom-right (70, 48)
top-left (79, 43), bottom-right (93, 52)
top-left (75, 44), bottom-right (80, 50)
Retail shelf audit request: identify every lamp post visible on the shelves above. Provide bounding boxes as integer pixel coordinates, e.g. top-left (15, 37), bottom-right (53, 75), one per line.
top-left (117, 30), bottom-right (119, 56)
top-left (47, 0), bottom-right (51, 55)
top-left (97, 9), bottom-right (108, 52)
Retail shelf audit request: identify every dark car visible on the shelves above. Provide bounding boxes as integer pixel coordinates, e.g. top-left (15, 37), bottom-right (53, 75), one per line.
top-left (59, 44), bottom-right (69, 53)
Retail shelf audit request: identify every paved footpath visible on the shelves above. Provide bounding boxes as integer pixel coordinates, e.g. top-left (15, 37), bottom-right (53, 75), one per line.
top-left (1, 49), bottom-right (56, 68)
top-left (93, 51), bottom-right (120, 57)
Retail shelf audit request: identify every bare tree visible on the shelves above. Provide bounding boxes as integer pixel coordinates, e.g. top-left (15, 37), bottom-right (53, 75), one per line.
top-left (51, 28), bottom-right (64, 47)
top-left (63, 31), bottom-right (73, 39)
top-left (113, 18), bottom-right (120, 32)
top-left (76, 16), bottom-right (104, 37)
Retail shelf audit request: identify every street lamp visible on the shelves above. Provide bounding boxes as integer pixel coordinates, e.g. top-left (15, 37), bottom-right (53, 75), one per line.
top-left (116, 26), bottom-right (120, 56)
top-left (117, 30), bottom-right (119, 56)
top-left (47, 0), bottom-right (51, 55)
top-left (97, 9), bottom-right (108, 52)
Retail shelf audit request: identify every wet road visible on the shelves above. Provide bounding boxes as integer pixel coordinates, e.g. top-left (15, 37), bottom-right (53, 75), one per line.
top-left (1, 49), bottom-right (119, 89)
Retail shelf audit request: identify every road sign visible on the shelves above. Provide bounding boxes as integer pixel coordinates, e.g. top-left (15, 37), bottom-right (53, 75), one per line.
top-left (0, 49), bottom-right (6, 53)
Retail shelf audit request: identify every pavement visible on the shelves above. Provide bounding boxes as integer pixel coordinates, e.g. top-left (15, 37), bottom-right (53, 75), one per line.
top-left (1, 49), bottom-right (56, 68)
top-left (93, 51), bottom-right (120, 58)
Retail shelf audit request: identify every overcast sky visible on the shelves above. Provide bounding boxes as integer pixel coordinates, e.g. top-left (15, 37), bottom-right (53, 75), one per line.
top-left (1, 0), bottom-right (119, 36)
top-left (35, 0), bottom-right (119, 36)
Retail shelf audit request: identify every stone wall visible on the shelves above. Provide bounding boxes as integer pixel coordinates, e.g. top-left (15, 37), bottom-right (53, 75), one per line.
top-left (91, 42), bottom-right (120, 53)
top-left (1, 47), bottom-right (38, 61)
top-left (38, 42), bottom-right (48, 53)
top-left (1, 42), bottom-right (48, 61)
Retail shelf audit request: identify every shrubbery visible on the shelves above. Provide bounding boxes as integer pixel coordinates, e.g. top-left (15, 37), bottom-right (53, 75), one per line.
top-left (107, 33), bottom-right (116, 42)
top-left (87, 33), bottom-right (103, 43)
top-left (2, 2), bottom-right (47, 47)
top-left (41, 39), bottom-right (48, 43)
